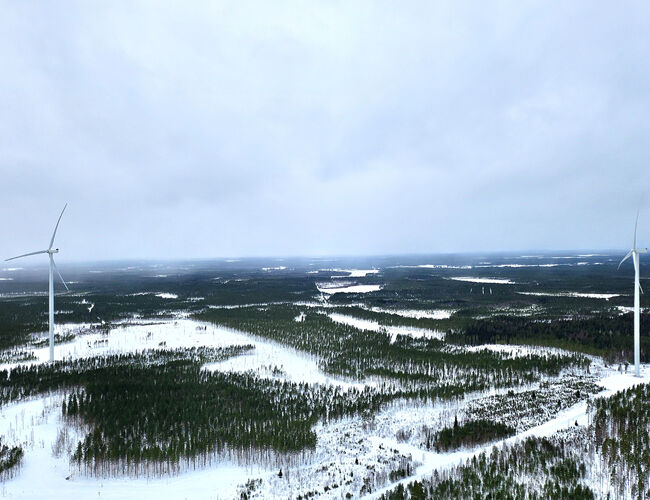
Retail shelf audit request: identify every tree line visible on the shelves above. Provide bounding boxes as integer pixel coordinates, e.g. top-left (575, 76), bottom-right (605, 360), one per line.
top-left (447, 313), bottom-right (650, 362)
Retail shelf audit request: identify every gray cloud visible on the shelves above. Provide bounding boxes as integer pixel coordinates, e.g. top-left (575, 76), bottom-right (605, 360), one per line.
top-left (0, 0), bottom-right (648, 261)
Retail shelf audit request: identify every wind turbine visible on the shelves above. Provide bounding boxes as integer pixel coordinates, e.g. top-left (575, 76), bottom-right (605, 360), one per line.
top-left (6, 204), bottom-right (69, 363)
top-left (618, 210), bottom-right (647, 377)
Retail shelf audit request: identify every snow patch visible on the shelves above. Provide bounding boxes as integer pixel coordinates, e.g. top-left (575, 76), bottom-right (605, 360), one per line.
top-left (327, 269), bottom-right (379, 278)
top-left (518, 291), bottom-right (620, 300)
top-left (449, 277), bottom-right (515, 284)
top-left (328, 313), bottom-right (444, 342)
top-left (393, 264), bottom-right (472, 270)
top-left (366, 307), bottom-right (453, 320)
top-left (294, 312), bottom-right (306, 322)
top-left (476, 263), bottom-right (563, 268)
top-left (316, 284), bottom-right (383, 295)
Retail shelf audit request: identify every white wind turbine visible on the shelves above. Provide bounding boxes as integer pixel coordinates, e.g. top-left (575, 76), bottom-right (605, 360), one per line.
top-left (6, 204), bottom-right (69, 363)
top-left (618, 210), bottom-right (647, 377)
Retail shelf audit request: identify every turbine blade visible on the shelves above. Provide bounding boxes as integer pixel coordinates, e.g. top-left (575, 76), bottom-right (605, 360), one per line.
top-left (634, 208), bottom-right (640, 250)
top-left (618, 250), bottom-right (633, 270)
top-left (49, 203), bottom-right (67, 250)
top-left (52, 259), bottom-right (69, 291)
top-left (640, 282), bottom-right (645, 295)
top-left (5, 250), bottom-right (49, 261)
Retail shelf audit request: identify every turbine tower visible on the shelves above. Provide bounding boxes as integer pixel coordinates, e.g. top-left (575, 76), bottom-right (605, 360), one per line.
top-left (6, 204), bottom-right (69, 363)
top-left (618, 210), bottom-right (647, 377)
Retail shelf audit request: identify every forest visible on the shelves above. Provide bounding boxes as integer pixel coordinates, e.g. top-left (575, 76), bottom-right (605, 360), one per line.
top-left (591, 383), bottom-right (650, 499)
top-left (427, 417), bottom-right (515, 452)
top-left (447, 313), bottom-right (650, 362)
top-left (0, 438), bottom-right (23, 480)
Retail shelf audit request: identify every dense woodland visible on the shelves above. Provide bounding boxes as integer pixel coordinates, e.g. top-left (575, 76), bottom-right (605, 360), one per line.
top-left (0, 347), bottom-right (250, 404)
top-left (0, 299), bottom-right (49, 349)
top-left (428, 417), bottom-right (515, 452)
top-left (447, 313), bottom-right (650, 362)
top-left (0, 438), bottom-right (23, 480)
top-left (591, 383), bottom-right (650, 499)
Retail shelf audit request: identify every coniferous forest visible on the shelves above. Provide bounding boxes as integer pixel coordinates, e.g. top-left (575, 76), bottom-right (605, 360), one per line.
top-left (0, 438), bottom-right (23, 481)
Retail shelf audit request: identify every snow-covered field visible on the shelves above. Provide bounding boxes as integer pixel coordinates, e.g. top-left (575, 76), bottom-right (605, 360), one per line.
top-left (326, 269), bottom-right (379, 278)
top-left (327, 313), bottom-right (444, 342)
top-left (316, 283), bottom-right (383, 294)
top-left (0, 319), bottom-right (365, 390)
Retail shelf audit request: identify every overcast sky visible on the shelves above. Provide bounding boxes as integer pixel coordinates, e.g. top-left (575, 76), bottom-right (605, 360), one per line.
top-left (1, 1), bottom-right (648, 261)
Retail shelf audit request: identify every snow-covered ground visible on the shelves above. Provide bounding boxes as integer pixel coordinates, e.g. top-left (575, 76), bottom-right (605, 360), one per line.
top-left (616, 305), bottom-right (648, 314)
top-left (392, 265), bottom-right (472, 270)
top-left (477, 263), bottom-right (565, 268)
top-left (316, 283), bottom-right (382, 294)
top-left (363, 307), bottom-right (453, 320)
top-left (518, 291), bottom-right (620, 300)
top-left (449, 277), bottom-right (515, 284)
top-left (325, 269), bottom-right (379, 278)
top-left (294, 312), bottom-right (306, 322)
top-left (327, 313), bottom-right (444, 342)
